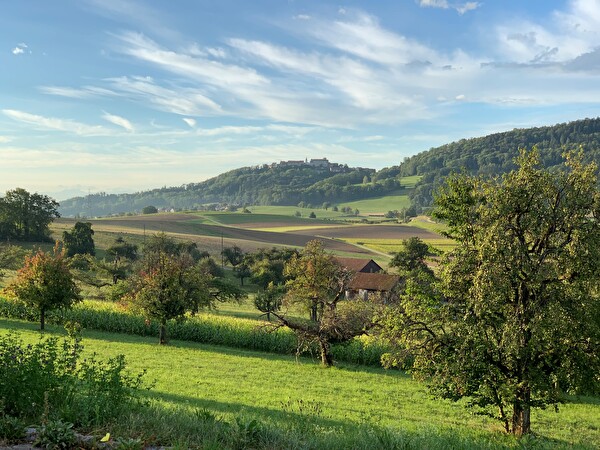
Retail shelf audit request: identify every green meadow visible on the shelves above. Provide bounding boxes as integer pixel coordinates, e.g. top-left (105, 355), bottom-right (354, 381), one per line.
top-left (1, 318), bottom-right (598, 449)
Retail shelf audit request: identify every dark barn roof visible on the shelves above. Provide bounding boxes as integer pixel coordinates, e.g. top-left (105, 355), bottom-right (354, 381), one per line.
top-left (334, 257), bottom-right (382, 273)
top-left (348, 272), bottom-right (400, 292)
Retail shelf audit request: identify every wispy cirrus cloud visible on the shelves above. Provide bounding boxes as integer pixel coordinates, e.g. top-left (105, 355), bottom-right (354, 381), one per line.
top-left (2, 109), bottom-right (111, 136)
top-left (182, 118), bottom-right (196, 128)
top-left (102, 112), bottom-right (134, 131)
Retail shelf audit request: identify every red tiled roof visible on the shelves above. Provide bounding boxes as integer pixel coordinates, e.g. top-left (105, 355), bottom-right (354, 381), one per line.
top-left (348, 272), bottom-right (400, 291)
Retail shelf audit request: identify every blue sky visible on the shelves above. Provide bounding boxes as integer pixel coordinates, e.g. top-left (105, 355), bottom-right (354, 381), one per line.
top-left (2, 0), bottom-right (600, 200)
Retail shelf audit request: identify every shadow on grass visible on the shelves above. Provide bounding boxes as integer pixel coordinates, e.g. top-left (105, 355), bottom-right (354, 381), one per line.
top-left (140, 389), bottom-right (347, 430)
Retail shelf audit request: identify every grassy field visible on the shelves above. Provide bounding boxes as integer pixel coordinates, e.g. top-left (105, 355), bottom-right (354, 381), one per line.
top-left (342, 238), bottom-right (456, 255)
top-left (1, 319), bottom-right (598, 449)
top-left (339, 194), bottom-right (411, 215)
top-left (244, 205), bottom-right (347, 220)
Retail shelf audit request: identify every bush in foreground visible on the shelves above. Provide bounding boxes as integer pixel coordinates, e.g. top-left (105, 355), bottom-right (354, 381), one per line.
top-left (0, 325), bottom-right (147, 428)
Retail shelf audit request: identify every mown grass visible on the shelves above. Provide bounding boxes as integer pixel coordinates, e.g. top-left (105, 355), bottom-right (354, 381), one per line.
top-left (0, 319), bottom-right (597, 449)
top-left (340, 194), bottom-right (411, 215)
top-left (342, 238), bottom-right (456, 255)
top-left (245, 205), bottom-right (347, 219)
top-left (403, 216), bottom-right (449, 234)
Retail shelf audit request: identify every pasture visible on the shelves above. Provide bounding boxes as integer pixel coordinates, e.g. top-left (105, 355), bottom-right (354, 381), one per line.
top-left (338, 194), bottom-right (411, 215)
top-left (0, 318), bottom-right (598, 449)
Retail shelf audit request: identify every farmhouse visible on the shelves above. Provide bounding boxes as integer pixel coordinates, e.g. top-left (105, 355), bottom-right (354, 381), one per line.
top-left (346, 272), bottom-right (401, 302)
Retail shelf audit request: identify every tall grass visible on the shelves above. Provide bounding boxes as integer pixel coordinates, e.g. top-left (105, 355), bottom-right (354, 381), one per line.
top-left (0, 297), bottom-right (387, 366)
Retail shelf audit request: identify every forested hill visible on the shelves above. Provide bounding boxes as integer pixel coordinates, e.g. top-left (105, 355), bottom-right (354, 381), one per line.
top-left (395, 117), bottom-right (600, 209)
top-left (59, 161), bottom-right (402, 217)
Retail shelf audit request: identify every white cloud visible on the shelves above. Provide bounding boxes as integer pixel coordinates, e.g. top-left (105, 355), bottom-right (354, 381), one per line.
top-left (2, 109), bottom-right (111, 136)
top-left (182, 118), bottom-right (196, 127)
top-left (456, 2), bottom-right (480, 15)
top-left (102, 112), bottom-right (134, 131)
top-left (419, 0), bottom-right (449, 8)
top-left (12, 43), bottom-right (28, 55)
top-left (418, 0), bottom-right (480, 15)
top-left (494, 0), bottom-right (600, 67)
top-left (294, 14), bottom-right (311, 20)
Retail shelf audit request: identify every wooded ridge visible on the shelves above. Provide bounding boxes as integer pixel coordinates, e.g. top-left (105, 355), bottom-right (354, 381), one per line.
top-left (57, 117), bottom-right (600, 217)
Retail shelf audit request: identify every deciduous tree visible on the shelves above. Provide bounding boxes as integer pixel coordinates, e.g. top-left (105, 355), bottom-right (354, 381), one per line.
top-left (62, 222), bottom-right (95, 257)
top-left (5, 245), bottom-right (81, 330)
top-left (380, 150), bottom-right (600, 435)
top-left (0, 188), bottom-right (59, 241)
top-left (272, 240), bottom-right (376, 366)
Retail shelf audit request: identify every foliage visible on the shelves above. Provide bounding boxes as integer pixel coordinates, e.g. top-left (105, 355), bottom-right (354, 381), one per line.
top-left (381, 150), bottom-right (600, 436)
top-left (125, 234), bottom-right (245, 344)
top-left (274, 240), bottom-right (378, 366)
top-left (0, 298), bottom-right (388, 366)
top-left (142, 205), bottom-right (158, 214)
top-left (58, 163), bottom-right (402, 217)
top-left (4, 245), bottom-right (81, 330)
top-left (389, 236), bottom-right (432, 275)
top-left (33, 419), bottom-right (77, 449)
top-left (62, 221), bottom-right (95, 257)
top-left (0, 414), bottom-right (25, 443)
top-left (398, 117), bottom-right (600, 209)
top-left (221, 245), bottom-right (244, 267)
top-left (105, 236), bottom-right (139, 284)
top-left (0, 330), bottom-right (146, 428)
top-left (244, 247), bottom-right (298, 289)
top-left (0, 188), bottom-right (59, 241)
top-left (254, 283), bottom-right (284, 321)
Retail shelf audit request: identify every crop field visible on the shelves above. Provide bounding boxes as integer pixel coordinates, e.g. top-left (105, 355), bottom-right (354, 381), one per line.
top-left (56, 215), bottom-right (445, 259)
top-left (1, 319), bottom-right (598, 449)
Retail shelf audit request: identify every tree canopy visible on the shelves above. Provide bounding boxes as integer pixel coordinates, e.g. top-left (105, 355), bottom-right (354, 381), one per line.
top-left (62, 221), bottom-right (95, 257)
top-left (271, 240), bottom-right (376, 366)
top-left (380, 150), bottom-right (600, 435)
top-left (0, 188), bottom-right (60, 242)
top-left (4, 245), bottom-right (81, 330)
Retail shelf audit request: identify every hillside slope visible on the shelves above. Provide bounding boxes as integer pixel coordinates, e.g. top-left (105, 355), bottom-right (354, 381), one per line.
top-left (395, 117), bottom-right (600, 209)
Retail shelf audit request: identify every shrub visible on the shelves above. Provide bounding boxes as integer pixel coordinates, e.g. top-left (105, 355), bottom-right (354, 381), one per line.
top-left (0, 329), bottom-right (147, 427)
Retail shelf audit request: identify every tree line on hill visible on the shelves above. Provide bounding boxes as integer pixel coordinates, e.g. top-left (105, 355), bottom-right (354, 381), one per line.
top-left (58, 164), bottom-right (403, 217)
top-left (57, 117), bottom-right (600, 218)
top-left (397, 117), bottom-right (600, 211)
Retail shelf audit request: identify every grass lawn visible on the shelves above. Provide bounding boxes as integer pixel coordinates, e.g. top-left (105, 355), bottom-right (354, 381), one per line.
top-left (1, 318), bottom-right (598, 449)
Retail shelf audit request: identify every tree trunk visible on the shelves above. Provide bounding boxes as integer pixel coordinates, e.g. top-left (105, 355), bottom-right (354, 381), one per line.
top-left (511, 387), bottom-right (531, 436)
top-left (319, 339), bottom-right (333, 367)
top-left (310, 304), bottom-right (318, 322)
top-left (40, 308), bottom-right (45, 331)
top-left (158, 321), bottom-right (167, 345)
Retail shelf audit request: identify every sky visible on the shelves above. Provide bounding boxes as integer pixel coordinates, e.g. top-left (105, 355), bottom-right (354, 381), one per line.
top-left (2, 0), bottom-right (600, 200)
